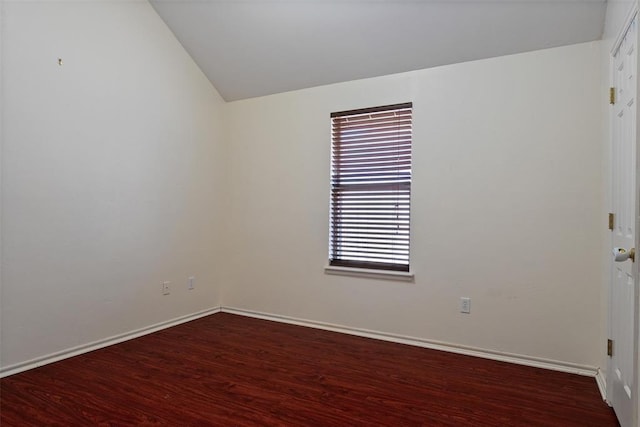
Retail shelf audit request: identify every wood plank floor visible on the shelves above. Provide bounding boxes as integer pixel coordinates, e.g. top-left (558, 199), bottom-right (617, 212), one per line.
top-left (1, 313), bottom-right (618, 426)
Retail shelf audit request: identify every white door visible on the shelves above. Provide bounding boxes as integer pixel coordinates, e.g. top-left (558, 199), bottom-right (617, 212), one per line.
top-left (609, 12), bottom-right (639, 427)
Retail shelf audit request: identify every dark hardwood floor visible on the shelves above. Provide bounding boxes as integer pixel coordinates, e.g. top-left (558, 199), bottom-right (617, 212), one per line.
top-left (1, 313), bottom-right (618, 426)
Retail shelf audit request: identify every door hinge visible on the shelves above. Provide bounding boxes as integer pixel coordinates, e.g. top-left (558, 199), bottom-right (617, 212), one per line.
top-left (607, 339), bottom-right (613, 357)
top-left (609, 213), bottom-right (615, 230)
top-left (610, 87), bottom-right (616, 105)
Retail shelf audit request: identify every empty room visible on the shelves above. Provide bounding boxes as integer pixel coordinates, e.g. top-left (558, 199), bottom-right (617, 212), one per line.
top-left (1, 0), bottom-right (639, 425)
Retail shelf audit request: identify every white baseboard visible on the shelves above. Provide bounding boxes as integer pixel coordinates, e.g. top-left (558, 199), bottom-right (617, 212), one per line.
top-left (2, 306), bottom-right (602, 382)
top-left (0, 307), bottom-right (221, 378)
top-left (221, 306), bottom-right (599, 378)
top-left (596, 368), bottom-right (610, 403)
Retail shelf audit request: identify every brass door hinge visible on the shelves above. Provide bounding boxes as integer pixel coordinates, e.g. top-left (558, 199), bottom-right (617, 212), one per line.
top-left (609, 213), bottom-right (615, 230)
top-left (607, 339), bottom-right (613, 357)
top-left (610, 87), bottom-right (616, 105)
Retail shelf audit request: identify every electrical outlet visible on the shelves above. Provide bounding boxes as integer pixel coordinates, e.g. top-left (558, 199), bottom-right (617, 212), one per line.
top-left (460, 297), bottom-right (471, 314)
top-left (188, 276), bottom-right (195, 290)
top-left (162, 281), bottom-right (170, 295)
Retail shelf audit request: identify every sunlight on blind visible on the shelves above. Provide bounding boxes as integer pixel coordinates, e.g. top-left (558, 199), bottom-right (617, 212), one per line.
top-left (329, 103), bottom-right (412, 272)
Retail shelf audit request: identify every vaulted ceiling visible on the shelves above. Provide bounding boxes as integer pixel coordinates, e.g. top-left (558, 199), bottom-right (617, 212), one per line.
top-left (150, 0), bottom-right (607, 101)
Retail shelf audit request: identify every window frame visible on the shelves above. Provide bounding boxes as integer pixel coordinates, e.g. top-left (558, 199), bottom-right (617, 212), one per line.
top-left (327, 102), bottom-right (413, 278)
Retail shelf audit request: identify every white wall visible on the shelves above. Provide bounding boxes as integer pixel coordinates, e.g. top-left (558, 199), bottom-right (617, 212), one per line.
top-left (0, 1), bottom-right (608, 374)
top-left (224, 42), bottom-right (604, 367)
top-left (0, 0), bottom-right (5, 371)
top-left (1, 1), bottom-right (225, 369)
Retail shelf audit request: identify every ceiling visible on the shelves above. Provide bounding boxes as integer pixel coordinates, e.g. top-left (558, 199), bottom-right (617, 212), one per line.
top-left (149, 0), bottom-right (607, 102)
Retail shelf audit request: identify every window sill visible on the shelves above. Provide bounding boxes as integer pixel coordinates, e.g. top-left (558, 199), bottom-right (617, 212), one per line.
top-left (324, 265), bottom-right (415, 282)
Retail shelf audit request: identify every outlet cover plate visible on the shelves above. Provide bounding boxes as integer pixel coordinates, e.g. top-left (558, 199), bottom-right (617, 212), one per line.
top-left (460, 297), bottom-right (471, 314)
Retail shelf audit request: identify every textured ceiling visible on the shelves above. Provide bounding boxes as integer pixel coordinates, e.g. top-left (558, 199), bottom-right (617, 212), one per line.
top-left (150, 0), bottom-right (607, 101)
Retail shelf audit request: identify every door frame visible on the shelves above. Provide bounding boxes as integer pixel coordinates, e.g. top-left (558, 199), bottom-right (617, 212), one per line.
top-left (608, 4), bottom-right (640, 425)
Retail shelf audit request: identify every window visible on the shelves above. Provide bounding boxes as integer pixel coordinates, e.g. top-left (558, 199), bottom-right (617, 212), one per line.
top-left (329, 102), bottom-right (412, 273)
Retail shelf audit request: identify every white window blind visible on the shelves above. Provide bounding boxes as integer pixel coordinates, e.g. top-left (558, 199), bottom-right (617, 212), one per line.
top-left (329, 102), bottom-right (412, 272)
